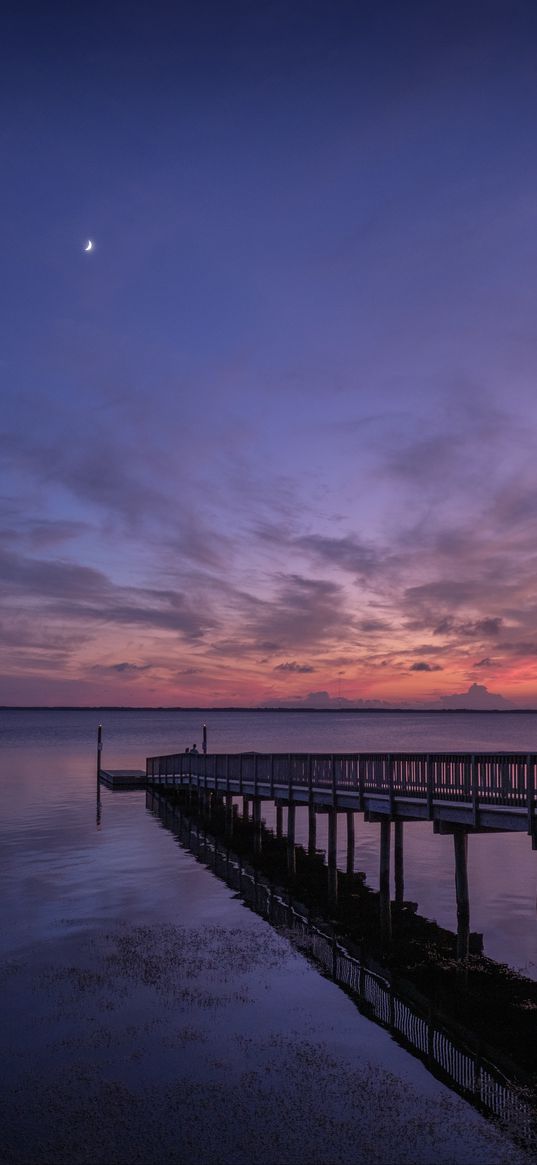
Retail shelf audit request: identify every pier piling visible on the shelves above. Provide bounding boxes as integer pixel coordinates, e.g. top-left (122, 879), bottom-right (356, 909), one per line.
top-left (394, 820), bottom-right (404, 906)
top-left (346, 810), bottom-right (355, 875)
top-left (380, 819), bottom-right (392, 941)
top-left (454, 828), bottom-right (470, 959)
top-left (308, 805), bottom-right (317, 854)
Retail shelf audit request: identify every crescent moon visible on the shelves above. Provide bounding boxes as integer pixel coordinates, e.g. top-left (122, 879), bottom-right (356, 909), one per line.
top-left (84, 240), bottom-right (93, 252)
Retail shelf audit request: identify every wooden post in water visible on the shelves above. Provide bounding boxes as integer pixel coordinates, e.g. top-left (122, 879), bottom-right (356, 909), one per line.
top-left (308, 804), bottom-right (317, 854)
top-left (287, 803), bottom-right (296, 847)
top-left (328, 808), bottom-right (338, 903)
top-left (202, 724), bottom-right (207, 755)
top-left (346, 810), bottom-right (355, 875)
top-left (453, 828), bottom-right (470, 960)
top-left (394, 820), bottom-right (404, 906)
top-left (253, 798), bottom-right (262, 853)
top-left (287, 803), bottom-right (296, 875)
top-left (96, 723), bottom-right (102, 777)
top-left (379, 819), bottom-right (392, 941)
top-left (276, 805), bottom-right (283, 839)
top-left (225, 793), bottom-right (234, 837)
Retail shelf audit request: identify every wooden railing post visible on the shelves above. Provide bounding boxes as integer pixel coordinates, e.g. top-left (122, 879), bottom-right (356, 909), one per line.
top-left (387, 754), bottom-right (394, 815)
top-left (426, 755), bottom-right (433, 819)
top-left (527, 755), bottom-right (535, 837)
top-left (471, 755), bottom-right (479, 828)
top-left (501, 758), bottom-right (509, 803)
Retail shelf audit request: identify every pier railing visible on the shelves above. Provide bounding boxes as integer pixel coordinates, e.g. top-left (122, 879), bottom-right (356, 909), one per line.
top-left (146, 750), bottom-right (536, 810)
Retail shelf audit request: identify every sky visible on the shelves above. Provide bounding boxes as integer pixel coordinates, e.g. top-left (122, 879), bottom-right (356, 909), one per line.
top-left (2, 0), bottom-right (537, 707)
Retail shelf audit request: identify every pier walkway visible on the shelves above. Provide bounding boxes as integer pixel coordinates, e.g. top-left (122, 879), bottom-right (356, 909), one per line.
top-left (146, 750), bottom-right (537, 841)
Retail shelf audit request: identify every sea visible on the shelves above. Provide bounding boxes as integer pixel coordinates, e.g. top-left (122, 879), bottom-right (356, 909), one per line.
top-left (1, 707), bottom-right (537, 1164)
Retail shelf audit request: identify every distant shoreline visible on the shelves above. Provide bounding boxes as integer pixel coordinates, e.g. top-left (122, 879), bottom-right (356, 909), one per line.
top-left (1, 706), bottom-right (537, 714)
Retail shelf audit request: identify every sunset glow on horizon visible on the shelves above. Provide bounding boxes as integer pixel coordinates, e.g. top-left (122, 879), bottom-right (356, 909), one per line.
top-left (3, 1), bottom-right (537, 708)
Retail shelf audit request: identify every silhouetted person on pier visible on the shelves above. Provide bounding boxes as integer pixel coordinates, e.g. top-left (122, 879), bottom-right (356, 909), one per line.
top-left (184, 747), bottom-right (190, 754)
top-left (190, 743), bottom-right (199, 754)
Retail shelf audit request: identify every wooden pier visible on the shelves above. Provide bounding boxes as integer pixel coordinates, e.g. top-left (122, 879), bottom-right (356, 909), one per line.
top-left (146, 749), bottom-right (537, 953)
top-left (146, 750), bottom-right (537, 842)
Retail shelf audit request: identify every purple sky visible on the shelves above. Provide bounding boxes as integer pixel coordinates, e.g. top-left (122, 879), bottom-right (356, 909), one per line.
top-left (2, 0), bottom-right (537, 706)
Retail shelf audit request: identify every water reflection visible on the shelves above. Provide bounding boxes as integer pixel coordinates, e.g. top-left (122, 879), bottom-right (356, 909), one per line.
top-left (148, 786), bottom-right (537, 1154)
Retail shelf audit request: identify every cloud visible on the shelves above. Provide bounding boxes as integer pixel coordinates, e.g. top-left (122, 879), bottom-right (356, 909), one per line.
top-left (409, 661), bottom-right (443, 672)
top-left (89, 661), bottom-right (153, 679)
top-left (293, 534), bottom-right (383, 578)
top-left (357, 618), bottom-right (391, 632)
top-left (0, 516), bottom-right (90, 551)
top-left (244, 574), bottom-right (356, 652)
top-left (264, 690), bottom-right (395, 709)
top-left (0, 547), bottom-right (217, 647)
top-left (431, 683), bottom-right (513, 710)
top-left (499, 641), bottom-right (537, 657)
top-left (111, 662), bottom-right (152, 674)
top-left (411, 643), bottom-right (447, 655)
top-left (433, 616), bottom-right (503, 639)
top-left (273, 661), bottom-right (315, 673)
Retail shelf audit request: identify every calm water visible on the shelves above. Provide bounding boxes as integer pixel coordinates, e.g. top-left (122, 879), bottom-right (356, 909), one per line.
top-left (1, 708), bottom-right (536, 1164)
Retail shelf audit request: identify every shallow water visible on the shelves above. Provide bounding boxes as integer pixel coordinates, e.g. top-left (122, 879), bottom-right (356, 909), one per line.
top-left (1, 709), bottom-right (536, 1163)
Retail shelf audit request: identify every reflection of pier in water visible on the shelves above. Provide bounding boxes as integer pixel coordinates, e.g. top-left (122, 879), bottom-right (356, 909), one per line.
top-left (147, 785), bottom-right (537, 1155)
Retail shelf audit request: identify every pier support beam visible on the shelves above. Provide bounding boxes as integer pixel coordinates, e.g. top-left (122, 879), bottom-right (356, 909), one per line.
top-left (242, 796), bottom-right (249, 820)
top-left (394, 820), bottom-right (404, 906)
top-left (308, 805), bottom-right (317, 854)
top-left (379, 819), bottom-right (392, 941)
top-left (453, 828), bottom-right (470, 960)
top-left (276, 805), bottom-right (283, 839)
top-left (346, 810), bottom-right (355, 876)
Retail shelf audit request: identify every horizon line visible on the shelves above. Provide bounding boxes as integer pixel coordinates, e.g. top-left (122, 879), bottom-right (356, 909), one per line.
top-left (1, 705), bottom-right (537, 714)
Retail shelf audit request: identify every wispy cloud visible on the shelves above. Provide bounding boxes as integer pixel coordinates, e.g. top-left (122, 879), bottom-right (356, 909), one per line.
top-left (273, 661), bottom-right (315, 673)
top-left (409, 661), bottom-right (443, 672)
